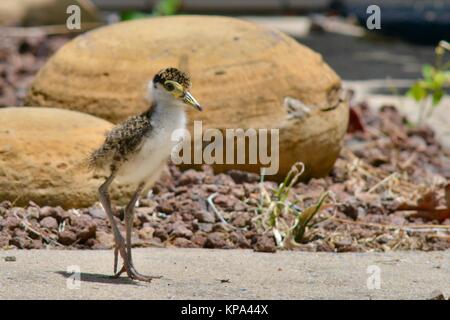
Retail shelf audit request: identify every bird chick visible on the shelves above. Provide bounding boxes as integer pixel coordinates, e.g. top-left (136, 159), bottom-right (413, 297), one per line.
top-left (89, 67), bottom-right (202, 282)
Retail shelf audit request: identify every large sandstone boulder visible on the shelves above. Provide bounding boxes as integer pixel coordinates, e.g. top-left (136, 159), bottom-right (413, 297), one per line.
top-left (0, 107), bottom-right (131, 208)
top-left (25, 16), bottom-right (348, 180)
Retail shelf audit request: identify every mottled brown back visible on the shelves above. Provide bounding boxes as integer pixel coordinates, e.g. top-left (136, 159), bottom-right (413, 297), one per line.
top-left (88, 109), bottom-right (154, 170)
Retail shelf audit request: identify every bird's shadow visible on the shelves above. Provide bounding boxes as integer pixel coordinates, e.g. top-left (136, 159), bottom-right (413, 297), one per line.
top-left (55, 271), bottom-right (138, 286)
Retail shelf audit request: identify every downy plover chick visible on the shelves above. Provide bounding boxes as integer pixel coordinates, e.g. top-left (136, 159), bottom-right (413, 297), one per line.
top-left (89, 67), bottom-right (202, 281)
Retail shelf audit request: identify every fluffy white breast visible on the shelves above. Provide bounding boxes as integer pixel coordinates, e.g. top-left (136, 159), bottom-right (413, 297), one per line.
top-left (116, 98), bottom-right (187, 186)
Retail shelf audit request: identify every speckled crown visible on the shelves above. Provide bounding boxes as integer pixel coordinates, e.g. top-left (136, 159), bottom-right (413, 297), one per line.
top-left (153, 67), bottom-right (191, 89)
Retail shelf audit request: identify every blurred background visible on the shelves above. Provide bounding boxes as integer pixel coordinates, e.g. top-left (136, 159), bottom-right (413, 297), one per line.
top-left (0, 0), bottom-right (449, 143)
top-left (90, 0), bottom-right (449, 79)
top-left (1, 0), bottom-right (449, 77)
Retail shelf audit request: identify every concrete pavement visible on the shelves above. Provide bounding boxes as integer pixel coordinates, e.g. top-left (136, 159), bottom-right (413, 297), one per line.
top-left (0, 248), bottom-right (448, 299)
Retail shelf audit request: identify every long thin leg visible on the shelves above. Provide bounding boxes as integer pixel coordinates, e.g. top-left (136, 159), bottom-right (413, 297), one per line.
top-left (114, 182), bottom-right (162, 281)
top-left (112, 183), bottom-right (143, 277)
top-left (98, 173), bottom-right (130, 274)
top-left (113, 184), bottom-right (142, 274)
top-left (124, 165), bottom-right (164, 266)
top-left (125, 182), bottom-right (145, 265)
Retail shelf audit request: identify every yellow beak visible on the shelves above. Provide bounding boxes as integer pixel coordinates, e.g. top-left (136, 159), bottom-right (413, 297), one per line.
top-left (183, 91), bottom-right (202, 111)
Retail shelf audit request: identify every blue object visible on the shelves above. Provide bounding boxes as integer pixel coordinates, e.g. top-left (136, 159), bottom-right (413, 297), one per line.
top-left (333, 0), bottom-right (450, 44)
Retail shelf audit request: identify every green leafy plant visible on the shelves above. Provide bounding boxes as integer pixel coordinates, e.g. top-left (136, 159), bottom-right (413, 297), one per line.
top-left (284, 192), bottom-right (331, 247)
top-left (153, 0), bottom-right (182, 16)
top-left (121, 0), bottom-right (181, 20)
top-left (255, 162), bottom-right (334, 248)
top-left (407, 40), bottom-right (450, 125)
top-left (121, 11), bottom-right (149, 21)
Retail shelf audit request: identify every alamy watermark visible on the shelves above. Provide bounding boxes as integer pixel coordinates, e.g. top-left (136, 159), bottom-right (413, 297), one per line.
top-left (366, 5), bottom-right (381, 30)
top-left (171, 121), bottom-right (280, 175)
top-left (366, 265), bottom-right (381, 290)
top-left (66, 265), bottom-right (81, 290)
top-left (66, 5), bottom-right (81, 30)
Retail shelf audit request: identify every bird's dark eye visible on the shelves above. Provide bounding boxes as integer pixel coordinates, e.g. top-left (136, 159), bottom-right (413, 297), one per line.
top-left (165, 82), bottom-right (175, 91)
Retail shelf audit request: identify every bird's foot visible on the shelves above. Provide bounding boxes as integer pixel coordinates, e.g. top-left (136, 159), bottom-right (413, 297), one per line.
top-left (111, 236), bottom-right (162, 282)
top-left (112, 264), bottom-right (162, 282)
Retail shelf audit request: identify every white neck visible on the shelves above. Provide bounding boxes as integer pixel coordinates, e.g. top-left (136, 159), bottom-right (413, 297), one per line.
top-left (148, 82), bottom-right (187, 132)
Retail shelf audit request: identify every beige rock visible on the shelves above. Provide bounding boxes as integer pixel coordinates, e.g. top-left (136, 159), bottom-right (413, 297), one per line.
top-left (138, 226), bottom-right (155, 240)
top-left (0, 107), bottom-right (132, 208)
top-left (95, 230), bottom-right (114, 249)
top-left (25, 16), bottom-right (348, 180)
